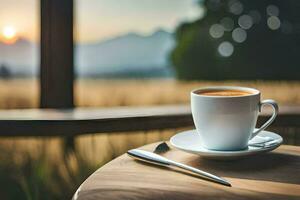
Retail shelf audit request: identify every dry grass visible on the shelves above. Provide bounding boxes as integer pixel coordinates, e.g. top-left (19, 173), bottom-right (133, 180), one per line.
top-left (0, 79), bottom-right (38, 109)
top-left (75, 79), bottom-right (300, 106)
top-left (0, 79), bottom-right (299, 109)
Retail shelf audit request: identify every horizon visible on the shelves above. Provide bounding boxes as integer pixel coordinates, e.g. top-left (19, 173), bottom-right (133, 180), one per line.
top-left (0, 28), bottom-right (173, 45)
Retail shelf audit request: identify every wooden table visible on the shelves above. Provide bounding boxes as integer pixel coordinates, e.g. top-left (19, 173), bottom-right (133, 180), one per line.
top-left (73, 143), bottom-right (300, 200)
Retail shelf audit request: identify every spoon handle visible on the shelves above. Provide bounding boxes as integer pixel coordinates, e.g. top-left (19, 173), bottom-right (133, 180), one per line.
top-left (168, 160), bottom-right (231, 186)
top-left (127, 149), bottom-right (231, 187)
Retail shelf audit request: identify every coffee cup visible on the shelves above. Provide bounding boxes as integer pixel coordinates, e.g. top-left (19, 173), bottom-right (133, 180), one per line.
top-left (191, 86), bottom-right (278, 151)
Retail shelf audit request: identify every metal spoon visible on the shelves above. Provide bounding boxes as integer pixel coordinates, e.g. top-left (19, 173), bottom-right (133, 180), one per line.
top-left (127, 149), bottom-right (231, 187)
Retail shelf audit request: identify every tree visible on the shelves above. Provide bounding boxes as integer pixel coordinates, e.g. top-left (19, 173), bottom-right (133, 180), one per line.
top-left (171, 0), bottom-right (300, 80)
top-left (0, 64), bottom-right (12, 79)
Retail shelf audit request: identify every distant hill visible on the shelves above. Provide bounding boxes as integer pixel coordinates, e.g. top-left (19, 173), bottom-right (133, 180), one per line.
top-left (0, 38), bottom-right (38, 76)
top-left (75, 29), bottom-right (175, 77)
top-left (0, 29), bottom-right (175, 78)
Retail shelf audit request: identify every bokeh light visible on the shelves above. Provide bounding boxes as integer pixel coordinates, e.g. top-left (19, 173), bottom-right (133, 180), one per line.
top-left (209, 24), bottom-right (224, 38)
top-left (232, 28), bottom-right (247, 43)
top-left (228, 0), bottom-right (243, 15)
top-left (218, 41), bottom-right (234, 57)
top-left (267, 16), bottom-right (281, 30)
top-left (238, 15), bottom-right (253, 29)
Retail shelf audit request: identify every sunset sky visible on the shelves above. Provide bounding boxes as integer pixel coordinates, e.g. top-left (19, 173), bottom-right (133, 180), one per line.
top-left (0, 0), bottom-right (201, 43)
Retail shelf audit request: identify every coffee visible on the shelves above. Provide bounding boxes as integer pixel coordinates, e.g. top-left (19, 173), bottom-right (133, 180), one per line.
top-left (191, 86), bottom-right (278, 150)
top-left (197, 89), bottom-right (252, 97)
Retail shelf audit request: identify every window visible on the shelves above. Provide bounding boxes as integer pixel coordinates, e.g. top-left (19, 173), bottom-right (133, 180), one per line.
top-left (74, 0), bottom-right (202, 107)
top-left (0, 0), bottom-right (39, 108)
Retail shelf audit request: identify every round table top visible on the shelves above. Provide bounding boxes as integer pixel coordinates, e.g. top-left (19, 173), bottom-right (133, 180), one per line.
top-left (73, 143), bottom-right (300, 200)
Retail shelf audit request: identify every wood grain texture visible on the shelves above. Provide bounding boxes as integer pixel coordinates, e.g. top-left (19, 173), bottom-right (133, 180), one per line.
top-left (40, 0), bottom-right (74, 108)
top-left (73, 143), bottom-right (300, 200)
top-left (0, 105), bottom-right (299, 136)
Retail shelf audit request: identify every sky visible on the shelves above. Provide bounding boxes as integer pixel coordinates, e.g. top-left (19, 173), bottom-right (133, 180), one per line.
top-left (0, 0), bottom-right (39, 42)
top-left (0, 0), bottom-right (201, 43)
top-left (75, 0), bottom-right (201, 43)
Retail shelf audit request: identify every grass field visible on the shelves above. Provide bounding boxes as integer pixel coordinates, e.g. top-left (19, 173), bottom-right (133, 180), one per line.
top-left (0, 79), bottom-right (299, 199)
top-left (0, 79), bottom-right (299, 108)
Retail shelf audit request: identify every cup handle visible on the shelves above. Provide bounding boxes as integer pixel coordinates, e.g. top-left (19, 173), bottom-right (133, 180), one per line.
top-left (250, 99), bottom-right (279, 139)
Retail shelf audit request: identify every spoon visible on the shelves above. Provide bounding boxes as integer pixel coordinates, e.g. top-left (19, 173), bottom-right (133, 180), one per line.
top-left (127, 149), bottom-right (231, 187)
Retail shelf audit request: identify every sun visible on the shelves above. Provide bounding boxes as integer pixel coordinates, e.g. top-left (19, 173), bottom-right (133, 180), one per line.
top-left (1, 26), bottom-right (18, 44)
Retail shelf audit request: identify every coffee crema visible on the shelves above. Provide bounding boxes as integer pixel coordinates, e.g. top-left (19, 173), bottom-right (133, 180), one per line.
top-left (197, 89), bottom-right (253, 97)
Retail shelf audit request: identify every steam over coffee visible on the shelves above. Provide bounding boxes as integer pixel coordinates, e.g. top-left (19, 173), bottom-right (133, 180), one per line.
top-left (197, 89), bottom-right (253, 97)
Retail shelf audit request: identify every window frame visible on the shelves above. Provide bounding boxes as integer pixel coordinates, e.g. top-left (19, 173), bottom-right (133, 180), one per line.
top-left (40, 0), bottom-right (74, 108)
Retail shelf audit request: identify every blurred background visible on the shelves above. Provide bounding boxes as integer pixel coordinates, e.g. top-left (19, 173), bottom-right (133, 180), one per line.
top-left (0, 0), bottom-right (299, 199)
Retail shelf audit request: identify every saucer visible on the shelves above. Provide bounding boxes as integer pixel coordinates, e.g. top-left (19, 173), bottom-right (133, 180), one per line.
top-left (170, 129), bottom-right (283, 160)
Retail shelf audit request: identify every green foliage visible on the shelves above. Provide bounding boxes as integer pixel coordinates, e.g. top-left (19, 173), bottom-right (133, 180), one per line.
top-left (171, 0), bottom-right (300, 80)
top-left (0, 139), bottom-right (100, 200)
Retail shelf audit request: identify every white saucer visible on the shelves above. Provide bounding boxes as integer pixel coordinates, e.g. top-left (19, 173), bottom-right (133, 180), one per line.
top-left (170, 129), bottom-right (283, 160)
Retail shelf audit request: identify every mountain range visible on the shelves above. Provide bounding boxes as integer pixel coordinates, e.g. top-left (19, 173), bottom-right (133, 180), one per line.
top-left (0, 38), bottom-right (38, 75)
top-left (0, 29), bottom-right (175, 78)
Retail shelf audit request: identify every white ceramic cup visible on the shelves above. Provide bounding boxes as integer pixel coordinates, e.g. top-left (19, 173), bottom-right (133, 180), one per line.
top-left (191, 86), bottom-right (278, 151)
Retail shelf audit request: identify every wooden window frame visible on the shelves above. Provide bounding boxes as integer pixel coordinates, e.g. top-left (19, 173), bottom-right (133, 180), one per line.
top-left (40, 0), bottom-right (74, 108)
